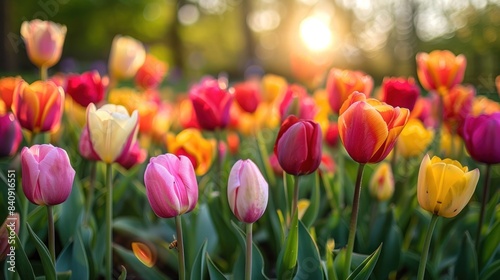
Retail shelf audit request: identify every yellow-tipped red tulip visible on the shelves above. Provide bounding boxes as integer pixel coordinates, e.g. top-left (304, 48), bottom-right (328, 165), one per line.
top-left (416, 50), bottom-right (466, 96)
top-left (338, 92), bottom-right (410, 164)
top-left (417, 154), bottom-right (479, 218)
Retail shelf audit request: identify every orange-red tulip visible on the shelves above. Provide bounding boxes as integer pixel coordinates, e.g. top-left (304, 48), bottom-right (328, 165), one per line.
top-left (0, 77), bottom-right (22, 109)
top-left (326, 68), bottom-right (373, 114)
top-left (416, 50), bottom-right (466, 96)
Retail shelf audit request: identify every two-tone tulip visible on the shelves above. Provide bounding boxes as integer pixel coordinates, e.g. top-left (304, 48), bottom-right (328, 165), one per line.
top-left (189, 77), bottom-right (233, 130)
top-left (443, 84), bottom-right (475, 134)
top-left (274, 115), bottom-right (322, 176)
top-left (20, 20), bottom-right (66, 69)
top-left (12, 80), bottom-right (64, 133)
top-left (0, 113), bottom-right (23, 158)
top-left (396, 119), bottom-right (434, 159)
top-left (21, 144), bottom-right (75, 206)
top-left (144, 154), bottom-right (198, 218)
top-left (86, 103), bottom-right (138, 164)
top-left (326, 68), bottom-right (373, 114)
top-left (108, 35), bottom-right (146, 81)
top-left (227, 159), bottom-right (268, 223)
top-left (66, 70), bottom-right (108, 107)
top-left (338, 92), bottom-right (409, 164)
top-left (0, 76), bottom-right (22, 109)
top-left (416, 50), bottom-right (466, 96)
top-left (417, 154), bottom-right (479, 218)
top-left (381, 77), bottom-right (420, 111)
top-left (462, 113), bottom-right (500, 164)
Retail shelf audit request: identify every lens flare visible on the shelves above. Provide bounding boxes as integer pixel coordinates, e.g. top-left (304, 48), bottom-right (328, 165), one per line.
top-left (299, 16), bottom-right (333, 52)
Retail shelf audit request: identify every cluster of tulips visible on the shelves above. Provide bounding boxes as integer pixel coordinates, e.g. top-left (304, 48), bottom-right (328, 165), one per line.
top-left (1, 19), bottom-right (500, 280)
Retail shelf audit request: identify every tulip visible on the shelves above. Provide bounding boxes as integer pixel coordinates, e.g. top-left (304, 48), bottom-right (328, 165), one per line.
top-left (227, 131), bottom-right (240, 155)
top-left (416, 50), bottom-right (466, 96)
top-left (278, 84), bottom-right (317, 121)
top-left (396, 119), bottom-right (434, 159)
top-left (326, 68), bottom-right (373, 114)
top-left (232, 80), bottom-right (261, 113)
top-left (381, 77), bottom-right (420, 111)
top-left (0, 76), bottom-right (22, 109)
top-left (462, 113), bottom-right (500, 165)
top-left (261, 74), bottom-right (287, 103)
top-left (135, 54), bottom-right (168, 90)
top-left (166, 128), bottom-right (214, 176)
top-left (20, 20), bottom-right (67, 70)
top-left (12, 80), bottom-right (64, 133)
top-left (227, 159), bottom-right (269, 223)
top-left (410, 96), bottom-right (436, 129)
top-left (21, 144), bottom-right (75, 206)
top-left (319, 153), bottom-right (336, 175)
top-left (189, 76), bottom-right (233, 130)
top-left (86, 103), bottom-right (138, 164)
top-left (472, 96), bottom-right (500, 116)
top-left (338, 92), bottom-right (410, 164)
top-left (65, 70), bottom-right (108, 107)
top-left (274, 115), bottom-right (322, 176)
top-left (178, 98), bottom-right (201, 129)
top-left (443, 84), bottom-right (474, 134)
top-left (369, 162), bottom-right (394, 202)
top-left (116, 142), bottom-right (147, 170)
top-left (324, 122), bottom-right (339, 148)
top-left (108, 35), bottom-right (146, 81)
top-left (269, 153), bottom-right (283, 176)
top-left (417, 154), bottom-right (479, 218)
top-left (0, 113), bottom-right (23, 158)
top-left (0, 213), bottom-right (20, 261)
top-left (440, 127), bottom-right (462, 158)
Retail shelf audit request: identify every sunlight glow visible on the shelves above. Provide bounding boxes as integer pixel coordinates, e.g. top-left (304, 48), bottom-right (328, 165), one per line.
top-left (299, 16), bottom-right (333, 52)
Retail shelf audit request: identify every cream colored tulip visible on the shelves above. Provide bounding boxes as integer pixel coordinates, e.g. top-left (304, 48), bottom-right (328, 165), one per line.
top-left (108, 35), bottom-right (146, 81)
top-left (417, 154), bottom-right (479, 218)
top-left (86, 103), bottom-right (138, 163)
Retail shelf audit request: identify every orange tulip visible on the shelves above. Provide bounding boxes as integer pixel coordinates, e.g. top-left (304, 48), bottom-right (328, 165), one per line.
top-left (166, 129), bottom-right (214, 176)
top-left (0, 76), bottom-right (22, 109)
top-left (326, 68), bottom-right (373, 114)
top-left (416, 50), bottom-right (466, 96)
top-left (338, 92), bottom-right (409, 164)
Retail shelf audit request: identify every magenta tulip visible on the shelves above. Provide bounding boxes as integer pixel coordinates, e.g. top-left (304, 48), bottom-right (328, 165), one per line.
top-left (227, 159), bottom-right (268, 223)
top-left (21, 144), bottom-right (75, 206)
top-left (144, 154), bottom-right (198, 218)
top-left (274, 115), bottom-right (322, 176)
top-left (0, 113), bottom-right (23, 158)
top-left (66, 70), bottom-right (108, 107)
top-left (463, 113), bottom-right (500, 164)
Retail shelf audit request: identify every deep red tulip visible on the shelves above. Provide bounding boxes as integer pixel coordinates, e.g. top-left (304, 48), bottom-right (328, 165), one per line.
top-left (232, 81), bottom-right (261, 113)
top-left (66, 70), bottom-right (108, 107)
top-left (381, 77), bottom-right (420, 111)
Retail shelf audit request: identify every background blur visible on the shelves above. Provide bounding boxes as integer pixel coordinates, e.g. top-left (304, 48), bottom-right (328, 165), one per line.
top-left (2, 0), bottom-right (500, 93)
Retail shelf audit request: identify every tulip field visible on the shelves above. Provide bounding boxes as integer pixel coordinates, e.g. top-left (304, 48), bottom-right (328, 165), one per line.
top-left (1, 18), bottom-right (500, 280)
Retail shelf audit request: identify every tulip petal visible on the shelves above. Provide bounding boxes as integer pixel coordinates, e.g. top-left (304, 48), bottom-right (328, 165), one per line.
top-left (439, 168), bottom-right (479, 218)
top-left (176, 155), bottom-right (198, 213)
top-left (144, 162), bottom-right (180, 218)
top-left (38, 148), bottom-right (74, 205)
top-left (21, 147), bottom-right (41, 204)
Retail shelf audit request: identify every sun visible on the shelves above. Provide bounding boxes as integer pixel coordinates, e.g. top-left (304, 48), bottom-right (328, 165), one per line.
top-left (299, 15), bottom-right (333, 52)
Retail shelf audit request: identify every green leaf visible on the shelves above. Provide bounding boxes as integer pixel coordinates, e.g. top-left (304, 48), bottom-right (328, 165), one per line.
top-left (480, 220), bottom-right (500, 268)
top-left (56, 231), bottom-right (89, 280)
top-left (27, 223), bottom-right (56, 280)
top-left (301, 172), bottom-right (320, 228)
top-left (370, 209), bottom-right (402, 279)
top-left (277, 211), bottom-right (299, 279)
top-left (190, 240), bottom-right (208, 280)
top-left (56, 177), bottom-right (84, 244)
top-left (230, 221), bottom-right (268, 280)
top-left (346, 244), bottom-right (382, 280)
top-left (480, 260), bottom-right (500, 280)
top-left (206, 253), bottom-right (228, 280)
top-left (118, 266), bottom-right (127, 280)
top-left (56, 271), bottom-right (72, 280)
top-left (113, 244), bottom-right (167, 280)
top-left (12, 233), bottom-right (36, 280)
top-left (456, 232), bottom-right (478, 280)
top-left (294, 221), bottom-right (323, 279)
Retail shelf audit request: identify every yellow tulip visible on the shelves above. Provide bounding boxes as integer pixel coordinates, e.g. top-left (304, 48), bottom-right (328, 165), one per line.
top-left (261, 74), bottom-right (287, 103)
top-left (440, 128), bottom-right (462, 158)
top-left (86, 103), bottom-right (139, 163)
top-left (396, 119), bottom-right (434, 159)
top-left (369, 162), bottom-right (394, 202)
top-left (417, 154), bottom-right (479, 218)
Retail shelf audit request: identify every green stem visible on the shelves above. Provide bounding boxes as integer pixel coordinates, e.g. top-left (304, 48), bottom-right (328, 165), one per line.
top-left (291, 176), bottom-right (300, 222)
top-left (245, 223), bottom-right (253, 280)
top-left (47, 206), bottom-right (55, 263)
top-left (175, 215), bottom-right (186, 280)
top-left (40, 66), bottom-right (48, 81)
top-left (84, 162), bottom-right (97, 226)
top-left (344, 163), bottom-right (365, 276)
top-left (391, 143), bottom-right (398, 174)
top-left (417, 214), bottom-right (439, 280)
top-left (476, 164), bottom-right (492, 251)
top-left (105, 163), bottom-right (113, 280)
top-left (215, 129), bottom-right (225, 209)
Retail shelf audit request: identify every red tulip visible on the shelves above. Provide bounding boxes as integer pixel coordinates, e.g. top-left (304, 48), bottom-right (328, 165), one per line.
top-left (324, 122), bottom-right (339, 148)
top-left (326, 68), bottom-right (373, 114)
top-left (232, 80), bottom-right (261, 113)
top-left (274, 115), bottom-right (322, 176)
top-left (135, 54), bottom-right (168, 90)
top-left (381, 77), bottom-right (420, 111)
top-left (66, 70), bottom-right (108, 107)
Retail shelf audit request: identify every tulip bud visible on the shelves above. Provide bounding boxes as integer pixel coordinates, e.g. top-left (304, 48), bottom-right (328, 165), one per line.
top-left (324, 122), bottom-right (339, 148)
top-left (0, 113), bottom-right (23, 158)
top-left (144, 154), bottom-right (198, 218)
top-left (0, 213), bottom-right (20, 261)
top-left (108, 35), bottom-right (146, 81)
top-left (369, 162), bottom-right (394, 202)
top-left (86, 103), bottom-right (139, 164)
top-left (227, 159), bottom-right (269, 223)
top-left (463, 113), bottom-right (500, 164)
top-left (12, 80), bottom-right (64, 133)
top-left (20, 20), bottom-right (67, 69)
top-left (274, 115), bottom-right (322, 176)
top-left (416, 50), bottom-right (466, 96)
top-left (417, 154), bottom-right (479, 218)
top-left (66, 70), bottom-right (108, 107)
top-left (21, 144), bottom-right (75, 206)
top-left (135, 54), bottom-right (168, 90)
top-left (0, 76), bottom-right (22, 109)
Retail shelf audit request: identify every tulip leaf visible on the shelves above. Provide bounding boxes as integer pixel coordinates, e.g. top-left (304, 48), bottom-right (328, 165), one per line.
top-left (301, 172), bottom-right (320, 228)
top-left (277, 211), bottom-right (299, 279)
top-left (27, 223), bottom-right (56, 280)
top-left (480, 260), bottom-right (500, 280)
top-left (325, 245), bottom-right (337, 280)
top-left (113, 244), bottom-right (167, 279)
top-left (55, 230), bottom-right (89, 280)
top-left (370, 209), bottom-right (402, 279)
top-left (190, 240), bottom-right (208, 280)
top-left (294, 221), bottom-right (323, 279)
top-left (118, 266), bottom-right (127, 280)
top-left (56, 177), bottom-right (85, 244)
top-left (206, 253), bottom-right (228, 280)
top-left (230, 221), bottom-right (268, 280)
top-left (12, 233), bottom-right (36, 280)
top-left (284, 173), bottom-right (295, 220)
top-left (346, 244), bottom-right (382, 280)
top-left (480, 220), bottom-right (500, 268)
top-left (455, 232), bottom-right (478, 280)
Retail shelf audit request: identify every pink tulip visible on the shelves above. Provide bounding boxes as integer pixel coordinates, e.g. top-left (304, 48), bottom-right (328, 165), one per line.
top-left (278, 84), bottom-right (317, 121)
top-left (21, 144), bottom-right (75, 206)
top-left (116, 142), bottom-right (147, 170)
top-left (66, 71), bottom-right (108, 107)
top-left (0, 113), bottom-right (23, 158)
top-left (144, 154), bottom-right (198, 218)
top-left (20, 20), bottom-right (66, 69)
top-left (78, 125), bottom-right (101, 161)
top-left (227, 159), bottom-right (268, 223)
